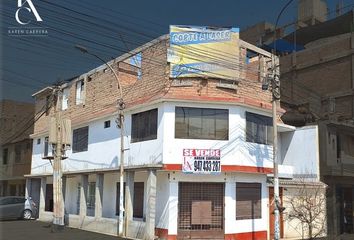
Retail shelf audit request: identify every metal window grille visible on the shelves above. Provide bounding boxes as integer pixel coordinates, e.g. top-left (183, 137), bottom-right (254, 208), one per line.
top-left (178, 182), bottom-right (224, 239)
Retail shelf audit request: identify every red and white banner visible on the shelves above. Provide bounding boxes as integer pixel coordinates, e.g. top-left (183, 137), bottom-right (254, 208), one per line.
top-left (182, 149), bottom-right (221, 174)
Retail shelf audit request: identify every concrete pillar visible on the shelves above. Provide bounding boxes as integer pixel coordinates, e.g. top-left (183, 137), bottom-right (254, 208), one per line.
top-left (79, 175), bottom-right (88, 218)
top-left (326, 181), bottom-right (338, 238)
top-left (145, 170), bottom-right (156, 240)
top-left (25, 178), bottom-right (31, 198)
top-left (39, 177), bottom-right (47, 216)
top-left (95, 174), bottom-right (104, 219)
top-left (125, 171), bottom-right (135, 236)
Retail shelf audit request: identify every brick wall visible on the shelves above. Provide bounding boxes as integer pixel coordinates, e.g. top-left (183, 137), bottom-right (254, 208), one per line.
top-left (0, 100), bottom-right (34, 180)
top-left (280, 34), bottom-right (353, 121)
top-left (32, 38), bottom-right (273, 136)
top-left (0, 100), bottom-right (35, 144)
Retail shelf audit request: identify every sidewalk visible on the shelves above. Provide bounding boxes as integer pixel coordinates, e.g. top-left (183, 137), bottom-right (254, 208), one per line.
top-left (0, 220), bottom-right (127, 240)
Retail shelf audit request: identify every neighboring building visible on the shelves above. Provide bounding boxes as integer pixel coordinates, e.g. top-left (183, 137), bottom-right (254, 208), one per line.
top-left (0, 100), bottom-right (34, 197)
top-left (242, 6), bottom-right (354, 239)
top-left (26, 29), bottom-right (321, 240)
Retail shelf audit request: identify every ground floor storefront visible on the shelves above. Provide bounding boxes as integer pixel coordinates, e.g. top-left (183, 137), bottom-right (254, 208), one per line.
top-left (26, 169), bottom-right (271, 240)
top-left (325, 176), bottom-right (354, 239)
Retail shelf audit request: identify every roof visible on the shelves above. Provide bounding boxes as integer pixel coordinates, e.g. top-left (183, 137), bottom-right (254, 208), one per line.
top-left (284, 10), bottom-right (353, 46)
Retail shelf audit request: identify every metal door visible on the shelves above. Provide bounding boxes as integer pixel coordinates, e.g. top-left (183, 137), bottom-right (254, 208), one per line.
top-left (178, 182), bottom-right (224, 239)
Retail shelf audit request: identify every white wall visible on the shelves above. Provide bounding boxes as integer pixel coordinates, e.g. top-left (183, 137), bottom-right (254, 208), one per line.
top-left (280, 125), bottom-right (319, 180)
top-left (65, 176), bottom-right (79, 214)
top-left (161, 172), bottom-right (268, 235)
top-left (125, 104), bottom-right (164, 166)
top-left (155, 172), bottom-right (170, 229)
top-left (32, 101), bottom-right (320, 179)
top-left (31, 104), bottom-right (165, 175)
top-left (163, 102), bottom-right (274, 169)
top-left (102, 172), bottom-right (118, 218)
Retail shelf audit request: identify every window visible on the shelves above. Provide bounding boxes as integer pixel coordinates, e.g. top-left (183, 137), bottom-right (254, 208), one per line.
top-left (87, 182), bottom-right (95, 216)
top-left (37, 138), bottom-right (41, 145)
top-left (76, 80), bottom-right (85, 105)
top-left (116, 182), bottom-right (144, 218)
top-left (72, 126), bottom-right (89, 153)
top-left (175, 107), bottom-right (229, 140)
top-left (15, 144), bottom-right (21, 163)
top-left (62, 87), bottom-right (69, 110)
top-left (131, 109), bottom-right (157, 143)
top-left (246, 112), bottom-right (273, 145)
top-left (129, 52), bottom-right (142, 80)
top-left (104, 120), bottom-right (111, 128)
top-left (44, 137), bottom-right (49, 156)
top-left (2, 148), bottom-right (8, 165)
top-left (339, 134), bottom-right (354, 157)
top-left (45, 184), bottom-right (53, 212)
top-left (236, 182), bottom-right (261, 220)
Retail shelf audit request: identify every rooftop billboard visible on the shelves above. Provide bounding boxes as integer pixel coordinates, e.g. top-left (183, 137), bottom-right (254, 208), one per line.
top-left (168, 25), bottom-right (240, 80)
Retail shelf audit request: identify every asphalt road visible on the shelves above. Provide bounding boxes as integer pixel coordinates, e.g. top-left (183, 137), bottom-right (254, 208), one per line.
top-left (0, 220), bottom-right (127, 240)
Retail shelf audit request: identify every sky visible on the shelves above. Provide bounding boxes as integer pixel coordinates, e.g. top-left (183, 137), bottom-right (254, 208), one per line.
top-left (1, 0), bottom-right (353, 102)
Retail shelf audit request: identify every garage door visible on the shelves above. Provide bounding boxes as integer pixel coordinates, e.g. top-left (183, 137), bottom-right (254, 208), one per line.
top-left (178, 182), bottom-right (224, 239)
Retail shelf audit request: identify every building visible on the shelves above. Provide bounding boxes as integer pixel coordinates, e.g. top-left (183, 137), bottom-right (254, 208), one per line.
top-left (0, 100), bottom-right (34, 197)
top-left (280, 17), bottom-right (354, 238)
top-left (241, 5), bottom-right (354, 239)
top-left (26, 27), bottom-right (322, 240)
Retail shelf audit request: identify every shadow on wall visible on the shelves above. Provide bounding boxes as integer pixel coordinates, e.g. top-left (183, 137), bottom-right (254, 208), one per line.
top-left (208, 123), bottom-right (271, 168)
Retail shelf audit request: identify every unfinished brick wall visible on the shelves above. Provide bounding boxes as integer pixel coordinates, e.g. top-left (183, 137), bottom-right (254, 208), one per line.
top-left (32, 37), bottom-right (273, 137)
top-left (280, 34), bottom-right (353, 121)
top-left (0, 100), bottom-right (35, 144)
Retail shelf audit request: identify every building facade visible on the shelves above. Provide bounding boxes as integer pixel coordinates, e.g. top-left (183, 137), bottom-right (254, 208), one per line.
top-left (241, 5), bottom-right (354, 238)
top-left (0, 100), bottom-right (34, 197)
top-left (26, 33), bottom-right (321, 240)
top-left (279, 12), bottom-right (354, 239)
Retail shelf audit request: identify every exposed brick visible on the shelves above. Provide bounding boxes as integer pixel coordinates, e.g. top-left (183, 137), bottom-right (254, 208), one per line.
top-left (33, 38), bottom-right (273, 136)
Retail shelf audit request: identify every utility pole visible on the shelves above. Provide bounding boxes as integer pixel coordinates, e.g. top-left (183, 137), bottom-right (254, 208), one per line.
top-left (74, 45), bottom-right (126, 237)
top-left (118, 101), bottom-right (125, 236)
top-left (271, 1), bottom-right (294, 239)
top-left (272, 56), bottom-right (281, 240)
top-left (52, 88), bottom-right (65, 230)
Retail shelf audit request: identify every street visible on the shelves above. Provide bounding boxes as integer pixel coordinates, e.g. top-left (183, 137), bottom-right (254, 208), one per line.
top-left (0, 220), bottom-right (126, 240)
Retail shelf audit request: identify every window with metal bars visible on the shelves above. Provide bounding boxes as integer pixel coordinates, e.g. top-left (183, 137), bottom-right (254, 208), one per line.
top-left (72, 126), bottom-right (89, 153)
top-left (246, 112), bottom-right (273, 145)
top-left (236, 182), bottom-right (262, 220)
top-left (178, 182), bottom-right (224, 231)
top-left (131, 109), bottom-right (157, 143)
top-left (116, 182), bottom-right (144, 218)
top-left (175, 107), bottom-right (229, 140)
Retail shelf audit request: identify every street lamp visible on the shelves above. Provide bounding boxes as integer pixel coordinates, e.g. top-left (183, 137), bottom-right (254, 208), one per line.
top-left (75, 45), bottom-right (126, 237)
top-left (271, 1), bottom-right (295, 240)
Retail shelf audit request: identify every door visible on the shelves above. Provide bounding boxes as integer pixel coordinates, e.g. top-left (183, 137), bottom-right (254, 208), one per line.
top-left (340, 187), bottom-right (354, 234)
top-left (269, 187), bottom-right (284, 239)
top-left (178, 182), bottom-right (224, 239)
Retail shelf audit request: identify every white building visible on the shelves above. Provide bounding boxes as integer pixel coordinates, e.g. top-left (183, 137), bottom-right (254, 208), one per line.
top-left (26, 31), bottom-right (322, 240)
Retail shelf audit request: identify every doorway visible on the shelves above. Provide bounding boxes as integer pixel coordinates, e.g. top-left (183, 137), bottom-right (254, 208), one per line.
top-left (178, 182), bottom-right (224, 239)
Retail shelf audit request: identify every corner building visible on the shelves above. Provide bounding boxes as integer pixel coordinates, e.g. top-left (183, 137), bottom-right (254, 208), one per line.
top-left (27, 32), bottom-right (320, 239)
